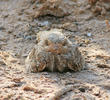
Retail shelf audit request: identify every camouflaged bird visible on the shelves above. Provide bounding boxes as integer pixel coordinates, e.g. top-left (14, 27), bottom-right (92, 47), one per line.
top-left (25, 29), bottom-right (85, 72)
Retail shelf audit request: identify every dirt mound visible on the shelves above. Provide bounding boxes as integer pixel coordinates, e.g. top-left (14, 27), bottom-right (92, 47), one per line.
top-left (88, 0), bottom-right (110, 16)
top-left (32, 0), bottom-right (76, 18)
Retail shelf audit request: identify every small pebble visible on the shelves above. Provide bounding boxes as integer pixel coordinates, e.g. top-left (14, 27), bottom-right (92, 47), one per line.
top-left (42, 72), bottom-right (49, 75)
top-left (25, 35), bottom-right (36, 40)
top-left (25, 36), bottom-right (33, 40)
top-left (10, 59), bottom-right (18, 63)
top-left (87, 33), bottom-right (92, 37)
top-left (66, 72), bottom-right (72, 76)
top-left (36, 20), bottom-right (50, 26)
top-left (41, 21), bottom-right (49, 26)
top-left (0, 58), bottom-right (5, 65)
top-left (79, 87), bottom-right (85, 92)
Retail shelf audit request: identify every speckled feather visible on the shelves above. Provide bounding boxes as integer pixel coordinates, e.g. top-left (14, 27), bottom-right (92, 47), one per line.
top-left (25, 29), bottom-right (85, 72)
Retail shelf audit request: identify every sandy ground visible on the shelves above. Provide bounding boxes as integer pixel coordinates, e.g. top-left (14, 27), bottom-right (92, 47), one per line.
top-left (0, 0), bottom-right (110, 100)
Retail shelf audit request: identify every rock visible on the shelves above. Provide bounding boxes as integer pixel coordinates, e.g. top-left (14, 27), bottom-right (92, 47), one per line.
top-left (25, 29), bottom-right (85, 72)
top-left (33, 0), bottom-right (75, 18)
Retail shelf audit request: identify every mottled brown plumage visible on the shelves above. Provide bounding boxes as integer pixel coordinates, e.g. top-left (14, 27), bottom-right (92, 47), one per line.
top-left (25, 29), bottom-right (85, 72)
